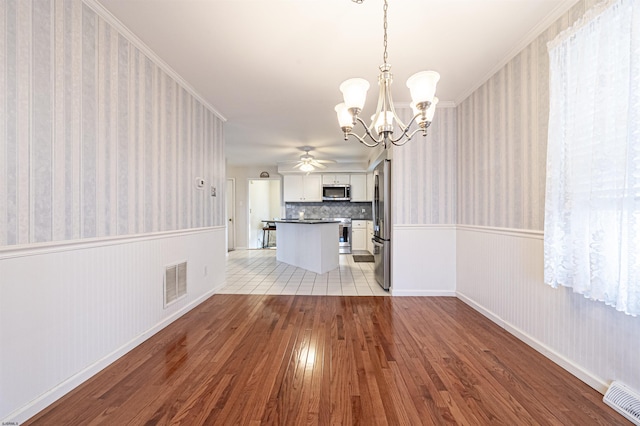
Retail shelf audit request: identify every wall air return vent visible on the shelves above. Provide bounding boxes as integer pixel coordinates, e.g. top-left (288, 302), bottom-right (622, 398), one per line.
top-left (165, 261), bottom-right (187, 307)
top-left (603, 381), bottom-right (640, 425)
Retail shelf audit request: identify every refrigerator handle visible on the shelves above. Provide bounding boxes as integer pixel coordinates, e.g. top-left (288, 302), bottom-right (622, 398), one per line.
top-left (372, 239), bottom-right (384, 247)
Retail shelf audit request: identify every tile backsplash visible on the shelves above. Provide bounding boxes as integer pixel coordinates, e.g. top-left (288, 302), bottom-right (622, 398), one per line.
top-left (285, 202), bottom-right (372, 220)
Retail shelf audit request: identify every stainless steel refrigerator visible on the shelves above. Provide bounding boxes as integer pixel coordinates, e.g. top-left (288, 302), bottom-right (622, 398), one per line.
top-left (372, 159), bottom-right (391, 290)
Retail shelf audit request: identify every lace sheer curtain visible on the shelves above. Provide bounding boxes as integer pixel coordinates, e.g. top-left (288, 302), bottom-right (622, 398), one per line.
top-left (544, 0), bottom-right (640, 315)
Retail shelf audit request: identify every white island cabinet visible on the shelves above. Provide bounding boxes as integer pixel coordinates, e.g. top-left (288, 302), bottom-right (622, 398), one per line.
top-left (274, 220), bottom-right (339, 274)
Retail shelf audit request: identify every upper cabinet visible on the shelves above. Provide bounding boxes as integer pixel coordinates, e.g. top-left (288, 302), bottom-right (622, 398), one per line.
top-left (283, 172), bottom-right (372, 203)
top-left (283, 174), bottom-right (322, 202)
top-left (322, 174), bottom-right (350, 185)
top-left (350, 174), bottom-right (368, 202)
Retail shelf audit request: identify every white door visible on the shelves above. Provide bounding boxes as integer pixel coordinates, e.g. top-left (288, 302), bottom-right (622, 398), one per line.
top-left (248, 179), bottom-right (282, 249)
top-left (226, 178), bottom-right (235, 251)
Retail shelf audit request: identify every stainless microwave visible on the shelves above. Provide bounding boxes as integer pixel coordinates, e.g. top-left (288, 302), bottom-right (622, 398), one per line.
top-left (322, 184), bottom-right (351, 201)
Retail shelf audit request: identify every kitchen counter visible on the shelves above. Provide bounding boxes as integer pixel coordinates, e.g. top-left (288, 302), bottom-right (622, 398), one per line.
top-left (273, 219), bottom-right (338, 224)
top-left (274, 220), bottom-right (339, 274)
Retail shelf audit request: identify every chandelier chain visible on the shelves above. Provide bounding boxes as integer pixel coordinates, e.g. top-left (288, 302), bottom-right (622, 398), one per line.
top-left (383, 0), bottom-right (388, 65)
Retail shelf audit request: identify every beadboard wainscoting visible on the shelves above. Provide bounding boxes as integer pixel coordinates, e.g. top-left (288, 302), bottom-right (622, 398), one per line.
top-left (0, 227), bottom-right (226, 423)
top-left (456, 226), bottom-right (640, 394)
top-left (391, 225), bottom-right (456, 296)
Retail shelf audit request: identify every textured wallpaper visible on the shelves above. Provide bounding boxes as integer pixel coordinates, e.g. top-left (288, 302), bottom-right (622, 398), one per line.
top-left (456, 0), bottom-right (599, 231)
top-left (0, 0), bottom-right (225, 246)
top-left (392, 106), bottom-right (457, 225)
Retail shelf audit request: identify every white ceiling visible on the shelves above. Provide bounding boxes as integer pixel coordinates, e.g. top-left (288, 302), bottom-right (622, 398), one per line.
top-left (95, 0), bottom-right (577, 168)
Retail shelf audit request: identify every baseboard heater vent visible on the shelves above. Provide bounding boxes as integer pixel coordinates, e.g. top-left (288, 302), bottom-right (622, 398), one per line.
top-left (603, 381), bottom-right (640, 425)
top-left (165, 261), bottom-right (187, 307)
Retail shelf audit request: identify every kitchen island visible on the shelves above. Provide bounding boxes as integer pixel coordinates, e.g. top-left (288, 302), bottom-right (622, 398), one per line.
top-left (273, 219), bottom-right (339, 274)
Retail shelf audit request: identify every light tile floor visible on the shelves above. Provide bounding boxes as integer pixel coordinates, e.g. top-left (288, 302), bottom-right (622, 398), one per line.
top-left (218, 249), bottom-right (389, 296)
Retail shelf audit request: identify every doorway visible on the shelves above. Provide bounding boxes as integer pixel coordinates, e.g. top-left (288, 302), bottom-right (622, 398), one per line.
top-left (226, 178), bottom-right (235, 251)
top-left (248, 179), bottom-right (281, 249)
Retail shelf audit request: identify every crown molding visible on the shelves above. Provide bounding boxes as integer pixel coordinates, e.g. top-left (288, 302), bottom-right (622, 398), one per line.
top-left (454, 0), bottom-right (580, 105)
top-left (82, 0), bottom-right (226, 122)
top-left (394, 100), bottom-right (456, 109)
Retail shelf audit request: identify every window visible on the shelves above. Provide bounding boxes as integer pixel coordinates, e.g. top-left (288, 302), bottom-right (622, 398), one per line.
top-left (544, 0), bottom-right (640, 315)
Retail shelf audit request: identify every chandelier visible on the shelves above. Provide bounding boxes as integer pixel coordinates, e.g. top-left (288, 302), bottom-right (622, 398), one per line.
top-left (334, 0), bottom-right (440, 148)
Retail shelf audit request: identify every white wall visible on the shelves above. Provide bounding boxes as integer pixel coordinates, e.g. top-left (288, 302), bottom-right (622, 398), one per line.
top-left (389, 106), bottom-right (458, 294)
top-left (456, 227), bottom-right (640, 393)
top-left (1, 229), bottom-right (226, 422)
top-left (391, 226), bottom-right (456, 296)
top-left (454, 0), bottom-right (639, 394)
top-left (269, 180), bottom-right (281, 219)
top-left (0, 0), bottom-right (227, 421)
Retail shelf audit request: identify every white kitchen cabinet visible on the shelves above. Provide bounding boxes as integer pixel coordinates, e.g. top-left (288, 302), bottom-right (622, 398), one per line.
top-left (352, 220), bottom-right (367, 251)
top-left (283, 174), bottom-right (322, 202)
top-left (322, 174), bottom-right (350, 185)
top-left (349, 174), bottom-right (367, 202)
top-left (366, 220), bottom-right (373, 254)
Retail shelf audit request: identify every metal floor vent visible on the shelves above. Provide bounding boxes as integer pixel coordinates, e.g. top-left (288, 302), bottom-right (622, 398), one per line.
top-left (603, 381), bottom-right (640, 425)
top-left (165, 262), bottom-right (187, 307)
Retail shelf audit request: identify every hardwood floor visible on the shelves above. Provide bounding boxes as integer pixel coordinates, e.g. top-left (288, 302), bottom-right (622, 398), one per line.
top-left (26, 295), bottom-right (626, 425)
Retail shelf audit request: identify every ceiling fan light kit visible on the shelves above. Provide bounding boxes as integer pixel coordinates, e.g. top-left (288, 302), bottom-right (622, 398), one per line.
top-left (289, 147), bottom-right (335, 172)
top-left (336, 0), bottom-right (440, 149)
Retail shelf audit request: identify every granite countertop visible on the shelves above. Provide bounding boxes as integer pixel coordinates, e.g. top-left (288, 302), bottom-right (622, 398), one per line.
top-left (273, 219), bottom-right (339, 224)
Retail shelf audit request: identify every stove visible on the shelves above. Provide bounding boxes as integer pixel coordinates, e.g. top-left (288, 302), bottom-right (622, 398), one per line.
top-left (326, 218), bottom-right (352, 254)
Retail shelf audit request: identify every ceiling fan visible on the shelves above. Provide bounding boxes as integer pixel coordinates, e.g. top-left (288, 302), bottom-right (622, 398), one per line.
top-left (288, 147), bottom-right (335, 172)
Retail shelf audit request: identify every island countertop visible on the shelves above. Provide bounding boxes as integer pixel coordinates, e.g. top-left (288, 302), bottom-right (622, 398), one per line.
top-left (272, 219), bottom-right (339, 224)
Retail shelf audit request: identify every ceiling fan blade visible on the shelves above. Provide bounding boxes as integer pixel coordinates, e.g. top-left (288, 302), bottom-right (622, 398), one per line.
top-left (293, 163), bottom-right (303, 169)
top-left (311, 160), bottom-right (327, 169)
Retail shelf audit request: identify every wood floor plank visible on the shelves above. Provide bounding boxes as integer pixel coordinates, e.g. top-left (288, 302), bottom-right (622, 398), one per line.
top-left (25, 295), bottom-right (628, 425)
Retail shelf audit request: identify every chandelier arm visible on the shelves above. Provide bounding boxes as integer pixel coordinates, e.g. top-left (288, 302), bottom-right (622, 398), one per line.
top-left (390, 109), bottom-right (407, 130)
top-left (389, 127), bottom-right (426, 146)
top-left (337, 0), bottom-right (439, 150)
top-left (390, 138), bottom-right (411, 147)
top-left (386, 90), bottom-right (408, 129)
top-left (354, 115), bottom-right (385, 144)
top-left (368, 75), bottom-right (387, 134)
top-left (387, 112), bottom-right (423, 143)
top-left (345, 131), bottom-right (381, 148)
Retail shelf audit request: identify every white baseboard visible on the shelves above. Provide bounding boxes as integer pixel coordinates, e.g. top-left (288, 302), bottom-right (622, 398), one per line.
top-left (392, 289), bottom-right (457, 297)
top-left (7, 288), bottom-right (217, 424)
top-left (456, 291), bottom-right (608, 394)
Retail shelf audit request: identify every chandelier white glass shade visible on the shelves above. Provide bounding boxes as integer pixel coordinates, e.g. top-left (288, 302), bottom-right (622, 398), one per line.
top-left (335, 0), bottom-right (440, 148)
